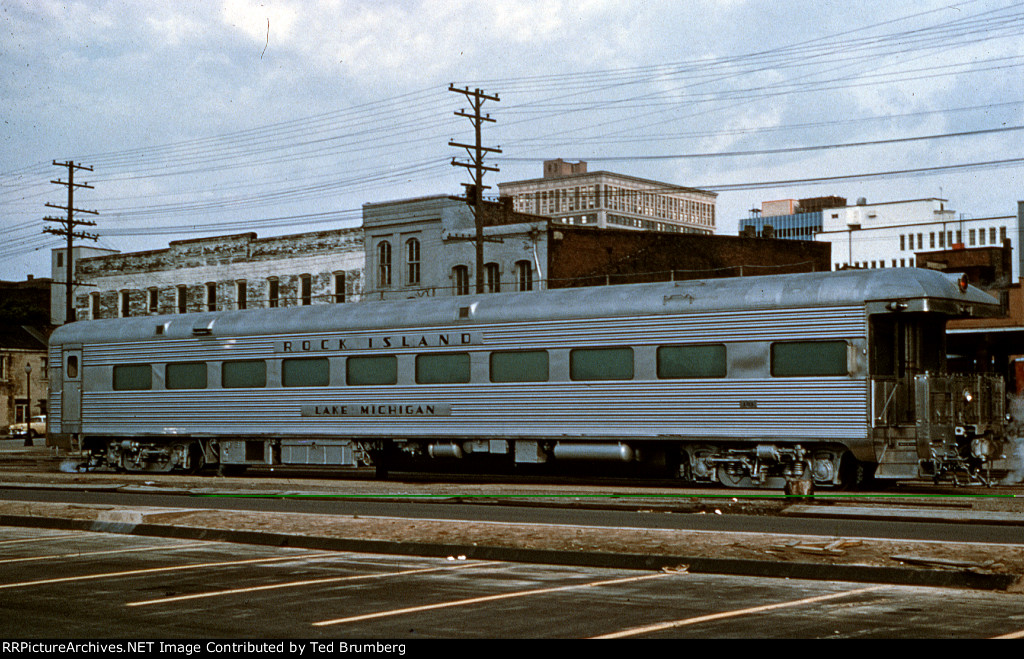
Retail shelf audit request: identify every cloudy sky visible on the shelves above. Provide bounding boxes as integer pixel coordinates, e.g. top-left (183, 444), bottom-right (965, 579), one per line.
top-left (2, 0), bottom-right (1023, 282)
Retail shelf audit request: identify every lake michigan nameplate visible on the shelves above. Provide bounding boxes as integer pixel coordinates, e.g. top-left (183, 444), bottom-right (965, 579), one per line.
top-left (301, 404), bottom-right (451, 417)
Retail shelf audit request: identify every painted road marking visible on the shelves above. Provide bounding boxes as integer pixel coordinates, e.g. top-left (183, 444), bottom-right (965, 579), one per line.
top-left (0, 533), bottom-right (82, 546)
top-left (0, 542), bottom-right (210, 565)
top-left (128, 560), bottom-right (503, 607)
top-left (0, 552), bottom-right (338, 590)
top-left (313, 572), bottom-right (676, 627)
top-left (592, 585), bottom-right (889, 638)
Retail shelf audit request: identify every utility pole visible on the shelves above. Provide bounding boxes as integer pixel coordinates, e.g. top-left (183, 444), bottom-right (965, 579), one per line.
top-left (449, 86), bottom-right (501, 294)
top-left (44, 160), bottom-right (98, 323)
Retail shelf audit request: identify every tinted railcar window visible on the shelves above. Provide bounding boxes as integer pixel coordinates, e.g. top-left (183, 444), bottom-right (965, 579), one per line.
top-left (222, 360), bottom-right (267, 388)
top-left (657, 345), bottom-right (727, 378)
top-left (570, 348), bottom-right (633, 381)
top-left (771, 341), bottom-right (848, 377)
top-left (113, 364), bottom-right (152, 391)
top-left (490, 350), bottom-right (549, 383)
top-left (346, 355), bottom-right (398, 386)
top-left (166, 362), bottom-right (207, 390)
top-left (282, 358), bottom-right (329, 387)
top-left (416, 353), bottom-right (471, 384)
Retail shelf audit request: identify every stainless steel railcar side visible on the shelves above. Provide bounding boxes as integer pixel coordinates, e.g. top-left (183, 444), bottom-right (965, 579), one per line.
top-left (47, 268), bottom-right (1009, 489)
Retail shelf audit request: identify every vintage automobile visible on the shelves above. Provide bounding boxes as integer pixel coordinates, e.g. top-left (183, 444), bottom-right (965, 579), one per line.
top-left (9, 415), bottom-right (46, 439)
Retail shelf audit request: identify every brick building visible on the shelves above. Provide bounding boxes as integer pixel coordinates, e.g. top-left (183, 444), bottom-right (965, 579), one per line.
top-left (61, 229), bottom-right (364, 321)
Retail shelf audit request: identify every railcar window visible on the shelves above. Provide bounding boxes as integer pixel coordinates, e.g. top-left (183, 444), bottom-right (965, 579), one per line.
top-left (346, 355), bottom-right (397, 385)
top-left (222, 360), bottom-right (267, 388)
top-left (166, 362), bottom-right (208, 390)
top-left (282, 358), bottom-right (329, 387)
top-left (113, 364), bottom-right (153, 391)
top-left (416, 352), bottom-right (471, 384)
top-left (570, 347), bottom-right (634, 381)
top-left (771, 341), bottom-right (848, 377)
top-left (657, 344), bottom-right (726, 378)
top-left (490, 350), bottom-right (549, 382)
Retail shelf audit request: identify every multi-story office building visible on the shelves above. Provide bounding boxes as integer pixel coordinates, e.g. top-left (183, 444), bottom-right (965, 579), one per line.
top-left (817, 198), bottom-right (1018, 279)
top-left (498, 159), bottom-right (717, 235)
top-left (741, 196), bottom-right (1021, 280)
top-left (739, 197), bottom-right (847, 240)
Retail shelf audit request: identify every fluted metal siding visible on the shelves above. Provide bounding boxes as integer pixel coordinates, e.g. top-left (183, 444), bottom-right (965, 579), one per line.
top-left (75, 304), bottom-right (869, 443)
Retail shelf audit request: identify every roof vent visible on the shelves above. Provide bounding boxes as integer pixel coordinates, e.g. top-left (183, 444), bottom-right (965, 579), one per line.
top-left (192, 319), bottom-right (215, 336)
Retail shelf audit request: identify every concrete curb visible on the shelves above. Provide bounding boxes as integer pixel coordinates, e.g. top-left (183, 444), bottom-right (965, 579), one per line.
top-left (0, 512), bottom-right (1018, 592)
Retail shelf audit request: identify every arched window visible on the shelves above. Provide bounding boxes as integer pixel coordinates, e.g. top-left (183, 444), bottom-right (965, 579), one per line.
top-left (515, 260), bottom-right (533, 291)
top-left (452, 265), bottom-right (469, 296)
top-left (378, 241), bottom-right (392, 288)
top-left (485, 263), bottom-right (501, 293)
top-left (406, 238), bottom-right (420, 286)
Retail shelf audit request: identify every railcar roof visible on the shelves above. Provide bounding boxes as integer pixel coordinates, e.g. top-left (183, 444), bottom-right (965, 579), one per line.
top-left (50, 268), bottom-right (1000, 345)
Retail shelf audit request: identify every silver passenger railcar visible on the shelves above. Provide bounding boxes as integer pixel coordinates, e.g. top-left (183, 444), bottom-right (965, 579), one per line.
top-left (47, 268), bottom-right (1009, 490)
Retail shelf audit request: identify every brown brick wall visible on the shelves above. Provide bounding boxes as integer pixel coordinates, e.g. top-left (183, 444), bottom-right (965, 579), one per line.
top-left (547, 227), bottom-right (830, 287)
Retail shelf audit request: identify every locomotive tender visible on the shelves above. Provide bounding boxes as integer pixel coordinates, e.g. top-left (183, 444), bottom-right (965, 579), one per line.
top-left (47, 268), bottom-right (1010, 489)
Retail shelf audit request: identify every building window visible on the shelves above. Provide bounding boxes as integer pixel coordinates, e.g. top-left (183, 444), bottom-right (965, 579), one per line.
top-left (56, 252), bottom-right (63, 268)
top-left (119, 291), bottom-right (130, 318)
top-left (148, 288), bottom-right (159, 314)
top-left (406, 238), bottom-right (421, 286)
top-left (515, 260), bottom-right (533, 291)
top-left (990, 227), bottom-right (997, 245)
top-left (453, 265), bottom-right (469, 296)
top-left (485, 263), bottom-right (501, 293)
top-left (91, 292), bottom-right (100, 319)
top-left (268, 278), bottom-right (279, 308)
top-left (206, 283), bottom-right (217, 312)
top-left (177, 286), bottom-right (187, 314)
top-left (929, 233), bottom-right (935, 249)
top-left (979, 229), bottom-right (986, 246)
top-left (917, 233), bottom-right (923, 249)
top-left (938, 232), bottom-right (945, 248)
top-left (378, 241), bottom-right (392, 288)
top-left (1000, 226), bottom-right (1007, 243)
top-left (237, 280), bottom-right (247, 310)
top-left (900, 235), bottom-right (905, 251)
top-left (334, 273), bottom-right (346, 303)
top-left (300, 274), bottom-right (312, 306)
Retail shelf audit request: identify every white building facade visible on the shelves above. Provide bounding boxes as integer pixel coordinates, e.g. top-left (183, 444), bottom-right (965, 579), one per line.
top-left (363, 195), bottom-right (548, 300)
top-left (816, 198), bottom-right (1020, 279)
top-left (498, 159), bottom-right (717, 235)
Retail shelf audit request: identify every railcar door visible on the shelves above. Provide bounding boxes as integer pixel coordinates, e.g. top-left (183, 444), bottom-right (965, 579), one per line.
top-left (870, 314), bottom-right (946, 426)
top-left (61, 345), bottom-right (82, 434)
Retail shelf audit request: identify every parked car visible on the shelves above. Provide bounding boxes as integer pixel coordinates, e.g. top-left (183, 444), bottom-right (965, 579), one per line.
top-left (10, 415), bottom-right (46, 439)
